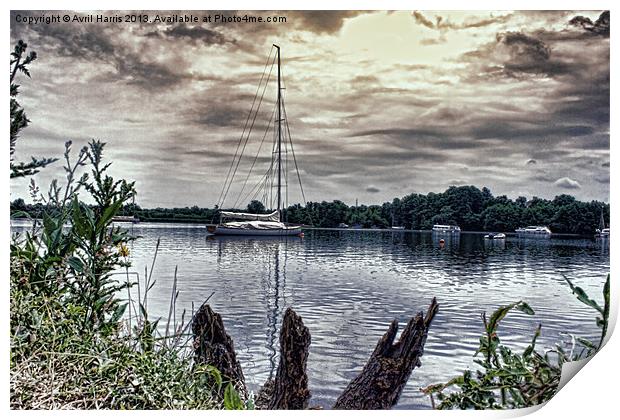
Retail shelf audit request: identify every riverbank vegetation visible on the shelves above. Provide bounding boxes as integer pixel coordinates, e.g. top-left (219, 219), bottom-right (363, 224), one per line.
top-left (10, 139), bottom-right (240, 409)
top-left (12, 187), bottom-right (610, 235)
top-left (422, 275), bottom-right (610, 409)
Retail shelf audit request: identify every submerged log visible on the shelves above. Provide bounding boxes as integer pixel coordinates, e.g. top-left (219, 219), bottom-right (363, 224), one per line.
top-left (333, 298), bottom-right (439, 409)
top-left (260, 307), bottom-right (311, 409)
top-left (192, 303), bottom-right (247, 398)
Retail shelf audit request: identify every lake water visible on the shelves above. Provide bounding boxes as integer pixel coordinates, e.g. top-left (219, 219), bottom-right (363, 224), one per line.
top-left (11, 222), bottom-right (611, 409)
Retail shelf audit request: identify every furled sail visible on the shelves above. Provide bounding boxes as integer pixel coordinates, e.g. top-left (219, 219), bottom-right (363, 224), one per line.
top-left (220, 210), bottom-right (280, 222)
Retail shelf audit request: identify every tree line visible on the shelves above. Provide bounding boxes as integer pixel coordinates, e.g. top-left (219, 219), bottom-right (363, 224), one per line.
top-left (11, 185), bottom-right (610, 235)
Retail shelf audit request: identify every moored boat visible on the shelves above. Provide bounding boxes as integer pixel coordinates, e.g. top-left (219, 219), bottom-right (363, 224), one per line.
top-left (596, 228), bottom-right (610, 238)
top-left (595, 207), bottom-right (609, 238)
top-left (207, 211), bottom-right (301, 236)
top-left (484, 233), bottom-right (506, 240)
top-left (208, 45), bottom-right (306, 237)
top-left (432, 224), bottom-right (461, 234)
top-left (515, 226), bottom-right (551, 237)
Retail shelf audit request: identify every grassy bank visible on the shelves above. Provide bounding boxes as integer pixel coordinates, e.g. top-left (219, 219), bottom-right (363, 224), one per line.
top-left (9, 140), bottom-right (244, 409)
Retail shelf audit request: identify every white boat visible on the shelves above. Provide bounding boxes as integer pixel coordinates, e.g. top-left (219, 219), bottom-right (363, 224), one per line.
top-left (207, 45), bottom-right (304, 237)
top-left (595, 207), bottom-right (609, 238)
top-left (390, 210), bottom-right (404, 230)
top-left (515, 226), bottom-right (551, 236)
top-left (207, 211), bottom-right (301, 236)
top-left (432, 224), bottom-right (461, 233)
top-left (596, 228), bottom-right (610, 238)
top-left (484, 233), bottom-right (506, 240)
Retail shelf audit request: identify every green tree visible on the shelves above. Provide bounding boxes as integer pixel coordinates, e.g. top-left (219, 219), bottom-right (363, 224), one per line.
top-left (247, 200), bottom-right (266, 214)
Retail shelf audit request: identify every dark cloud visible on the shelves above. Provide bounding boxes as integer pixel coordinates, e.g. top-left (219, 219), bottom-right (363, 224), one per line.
top-left (601, 161), bottom-right (610, 167)
top-left (412, 11), bottom-right (512, 31)
top-left (366, 186), bottom-right (380, 193)
top-left (291, 11), bottom-right (366, 34)
top-left (13, 12), bottom-right (185, 88)
top-left (350, 75), bottom-right (380, 88)
top-left (420, 36), bottom-right (446, 46)
top-left (463, 31), bottom-right (575, 79)
top-left (569, 11), bottom-right (610, 36)
top-left (146, 24), bottom-right (231, 45)
top-left (554, 177), bottom-right (581, 189)
top-left (526, 159), bottom-right (537, 165)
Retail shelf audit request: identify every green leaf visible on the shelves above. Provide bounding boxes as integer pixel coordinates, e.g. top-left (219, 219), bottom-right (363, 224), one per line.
top-left (223, 383), bottom-right (244, 410)
top-left (96, 198), bottom-right (125, 232)
top-left (204, 365), bottom-right (223, 393)
top-left (515, 302), bottom-right (535, 316)
top-left (576, 337), bottom-right (596, 350)
top-left (563, 275), bottom-right (603, 314)
top-left (67, 256), bottom-right (85, 273)
top-left (508, 388), bottom-right (525, 407)
top-left (523, 324), bottom-right (541, 359)
top-left (109, 303), bottom-right (128, 324)
top-left (71, 198), bottom-right (91, 237)
top-left (488, 301), bottom-right (535, 334)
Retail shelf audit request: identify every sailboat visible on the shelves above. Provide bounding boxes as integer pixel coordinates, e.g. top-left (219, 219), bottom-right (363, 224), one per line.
top-left (207, 45), bottom-right (303, 236)
top-left (595, 207), bottom-right (609, 238)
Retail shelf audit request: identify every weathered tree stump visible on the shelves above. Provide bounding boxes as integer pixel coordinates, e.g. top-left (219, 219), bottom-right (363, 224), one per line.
top-left (333, 298), bottom-right (439, 409)
top-left (192, 303), bottom-right (247, 398)
top-left (258, 307), bottom-right (311, 409)
top-left (192, 298), bottom-right (438, 410)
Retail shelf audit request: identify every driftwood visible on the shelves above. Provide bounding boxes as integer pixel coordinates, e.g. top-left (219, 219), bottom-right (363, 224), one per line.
top-left (192, 298), bottom-right (438, 410)
top-left (333, 297), bottom-right (439, 409)
top-left (192, 303), bottom-right (247, 398)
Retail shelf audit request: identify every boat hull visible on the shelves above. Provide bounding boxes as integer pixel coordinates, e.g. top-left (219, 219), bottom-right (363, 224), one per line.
top-left (485, 234), bottom-right (506, 240)
top-left (207, 225), bottom-right (302, 236)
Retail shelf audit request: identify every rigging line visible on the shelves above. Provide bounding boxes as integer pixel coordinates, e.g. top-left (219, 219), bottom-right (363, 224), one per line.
top-left (221, 57), bottom-right (276, 209)
top-left (281, 65), bottom-right (312, 224)
top-left (239, 162), bottom-right (272, 209)
top-left (269, 123), bottom-right (278, 210)
top-left (231, 102), bottom-right (277, 209)
top-left (240, 122), bottom-right (277, 210)
top-left (245, 171), bottom-right (268, 205)
top-left (250, 172), bottom-right (269, 203)
top-left (284, 118), bottom-right (289, 219)
top-left (216, 46), bottom-right (275, 208)
top-left (220, 55), bottom-right (276, 209)
top-left (281, 96), bottom-right (308, 207)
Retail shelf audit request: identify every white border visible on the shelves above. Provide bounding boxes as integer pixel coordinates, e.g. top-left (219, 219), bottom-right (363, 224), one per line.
top-left (3, 1), bottom-right (617, 419)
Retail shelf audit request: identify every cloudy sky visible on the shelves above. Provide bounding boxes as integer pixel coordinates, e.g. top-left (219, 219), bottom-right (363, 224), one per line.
top-left (10, 10), bottom-right (610, 208)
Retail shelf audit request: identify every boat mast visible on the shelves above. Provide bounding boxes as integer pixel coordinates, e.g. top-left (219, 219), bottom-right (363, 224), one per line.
top-left (274, 44), bottom-right (282, 214)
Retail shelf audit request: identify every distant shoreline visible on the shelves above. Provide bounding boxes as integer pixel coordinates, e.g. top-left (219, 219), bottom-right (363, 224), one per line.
top-left (9, 218), bottom-right (597, 238)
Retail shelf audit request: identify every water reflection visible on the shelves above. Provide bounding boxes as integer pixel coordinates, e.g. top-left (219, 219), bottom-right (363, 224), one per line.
top-left (208, 236), bottom-right (299, 381)
top-left (484, 238), bottom-right (506, 250)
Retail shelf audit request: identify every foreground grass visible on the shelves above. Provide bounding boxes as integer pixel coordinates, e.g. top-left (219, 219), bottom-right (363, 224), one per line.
top-left (10, 279), bottom-right (224, 409)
